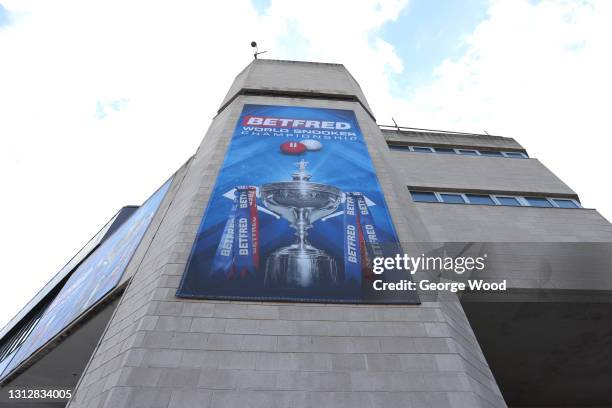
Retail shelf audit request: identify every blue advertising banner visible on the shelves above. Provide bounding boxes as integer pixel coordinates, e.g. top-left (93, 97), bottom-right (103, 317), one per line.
top-left (177, 104), bottom-right (418, 303)
top-left (0, 178), bottom-right (172, 380)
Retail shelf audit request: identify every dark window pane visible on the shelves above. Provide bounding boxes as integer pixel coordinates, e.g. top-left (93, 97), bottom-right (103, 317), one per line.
top-left (465, 194), bottom-right (495, 205)
top-left (411, 192), bottom-right (438, 203)
top-left (496, 196), bottom-right (521, 206)
top-left (457, 149), bottom-right (479, 156)
top-left (553, 199), bottom-right (579, 208)
top-left (412, 146), bottom-right (433, 153)
top-left (480, 150), bottom-right (504, 157)
top-left (440, 194), bottom-right (465, 204)
top-left (389, 145), bottom-right (410, 151)
top-left (434, 147), bottom-right (456, 154)
top-left (504, 152), bottom-right (527, 158)
top-left (525, 197), bottom-right (553, 207)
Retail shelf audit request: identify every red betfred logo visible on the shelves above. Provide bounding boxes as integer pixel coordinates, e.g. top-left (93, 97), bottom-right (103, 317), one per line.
top-left (243, 115), bottom-right (350, 130)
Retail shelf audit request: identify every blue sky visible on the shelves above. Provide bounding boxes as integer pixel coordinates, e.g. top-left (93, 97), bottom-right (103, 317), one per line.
top-left (252, 0), bottom-right (272, 14)
top-left (251, 0), bottom-right (489, 101)
top-left (378, 0), bottom-right (488, 98)
top-left (0, 4), bottom-right (11, 27)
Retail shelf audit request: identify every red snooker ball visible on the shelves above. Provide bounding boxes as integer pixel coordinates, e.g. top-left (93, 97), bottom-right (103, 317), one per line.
top-left (280, 141), bottom-right (306, 155)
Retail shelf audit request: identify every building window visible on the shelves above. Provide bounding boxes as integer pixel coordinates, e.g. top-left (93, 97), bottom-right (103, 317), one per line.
top-left (494, 196), bottom-right (522, 206)
top-left (439, 193), bottom-right (466, 204)
top-left (552, 198), bottom-right (580, 208)
top-left (502, 151), bottom-right (527, 159)
top-left (409, 189), bottom-right (581, 209)
top-left (456, 149), bottom-right (480, 156)
top-left (524, 197), bottom-right (553, 207)
top-left (433, 147), bottom-right (456, 154)
top-left (480, 150), bottom-right (504, 157)
top-left (411, 146), bottom-right (434, 153)
top-left (465, 194), bottom-right (496, 205)
top-left (411, 191), bottom-right (438, 202)
top-left (389, 144), bottom-right (529, 158)
top-left (0, 310), bottom-right (44, 364)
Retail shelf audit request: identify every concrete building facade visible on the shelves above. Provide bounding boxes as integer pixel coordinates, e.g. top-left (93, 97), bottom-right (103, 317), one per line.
top-left (1, 59), bottom-right (612, 408)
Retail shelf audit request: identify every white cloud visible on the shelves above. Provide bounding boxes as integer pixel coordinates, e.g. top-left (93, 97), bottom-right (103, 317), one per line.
top-left (391, 0), bottom-right (612, 222)
top-left (0, 0), bottom-right (267, 328)
top-left (252, 0), bottom-right (409, 118)
top-left (0, 0), bottom-right (407, 327)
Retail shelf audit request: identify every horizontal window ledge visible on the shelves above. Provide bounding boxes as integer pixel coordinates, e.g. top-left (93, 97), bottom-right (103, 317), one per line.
top-left (408, 186), bottom-right (579, 201)
top-left (388, 144), bottom-right (529, 158)
top-left (408, 188), bottom-right (583, 209)
top-left (411, 201), bottom-right (591, 210)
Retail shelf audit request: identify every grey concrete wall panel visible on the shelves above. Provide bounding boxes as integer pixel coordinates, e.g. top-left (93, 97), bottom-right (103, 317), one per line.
top-left (413, 204), bottom-right (612, 243)
top-left (220, 60), bottom-right (374, 117)
top-left (383, 130), bottom-right (524, 152)
top-left (390, 152), bottom-right (577, 197)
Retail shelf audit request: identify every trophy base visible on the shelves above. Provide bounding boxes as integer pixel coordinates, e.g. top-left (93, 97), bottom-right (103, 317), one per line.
top-left (264, 245), bottom-right (339, 288)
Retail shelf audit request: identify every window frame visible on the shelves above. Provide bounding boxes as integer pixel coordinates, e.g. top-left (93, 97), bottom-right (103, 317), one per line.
top-left (455, 148), bottom-right (481, 156)
top-left (492, 195), bottom-right (524, 206)
top-left (464, 193), bottom-right (496, 205)
top-left (523, 196), bottom-right (555, 208)
top-left (410, 191), bottom-right (439, 203)
top-left (409, 146), bottom-right (435, 153)
top-left (550, 198), bottom-right (582, 209)
top-left (479, 150), bottom-right (505, 157)
top-left (437, 192), bottom-right (467, 204)
top-left (432, 147), bottom-right (457, 154)
top-left (501, 151), bottom-right (528, 159)
top-left (388, 144), bottom-right (411, 151)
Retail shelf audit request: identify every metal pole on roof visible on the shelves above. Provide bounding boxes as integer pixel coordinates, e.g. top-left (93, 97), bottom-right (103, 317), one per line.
top-left (391, 117), bottom-right (401, 134)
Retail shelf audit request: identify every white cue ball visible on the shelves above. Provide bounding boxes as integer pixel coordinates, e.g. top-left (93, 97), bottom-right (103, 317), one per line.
top-left (301, 139), bottom-right (323, 151)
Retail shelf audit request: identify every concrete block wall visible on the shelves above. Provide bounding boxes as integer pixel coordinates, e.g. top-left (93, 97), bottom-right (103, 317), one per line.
top-left (67, 88), bottom-right (506, 408)
top-left (383, 130), bottom-right (524, 151)
top-left (220, 60), bottom-right (373, 114)
top-left (413, 204), bottom-right (612, 243)
top-left (390, 151), bottom-right (576, 196)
